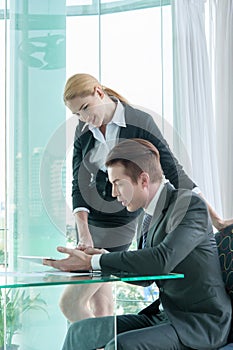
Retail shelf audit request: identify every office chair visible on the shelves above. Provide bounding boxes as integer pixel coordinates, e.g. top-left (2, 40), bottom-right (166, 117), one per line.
top-left (215, 224), bottom-right (233, 349)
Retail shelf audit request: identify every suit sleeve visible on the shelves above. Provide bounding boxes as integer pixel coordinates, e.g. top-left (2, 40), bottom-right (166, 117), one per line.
top-left (100, 194), bottom-right (208, 275)
top-left (126, 108), bottom-right (196, 190)
top-left (72, 125), bottom-right (92, 211)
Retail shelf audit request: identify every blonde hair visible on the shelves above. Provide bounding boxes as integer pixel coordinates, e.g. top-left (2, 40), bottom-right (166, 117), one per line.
top-left (63, 73), bottom-right (128, 104)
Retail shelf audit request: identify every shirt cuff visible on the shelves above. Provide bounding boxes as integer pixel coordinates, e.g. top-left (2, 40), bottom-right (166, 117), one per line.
top-left (192, 187), bottom-right (201, 195)
top-left (91, 254), bottom-right (102, 270)
top-left (73, 207), bottom-right (90, 215)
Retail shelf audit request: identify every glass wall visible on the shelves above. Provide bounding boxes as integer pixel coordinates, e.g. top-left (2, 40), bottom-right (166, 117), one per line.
top-left (65, 0), bottom-right (173, 219)
top-left (0, 3), bottom-right (5, 267)
top-left (0, 1), bottom-right (172, 348)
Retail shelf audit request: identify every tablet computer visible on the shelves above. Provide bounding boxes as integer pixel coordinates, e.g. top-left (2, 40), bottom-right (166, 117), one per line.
top-left (18, 255), bottom-right (55, 265)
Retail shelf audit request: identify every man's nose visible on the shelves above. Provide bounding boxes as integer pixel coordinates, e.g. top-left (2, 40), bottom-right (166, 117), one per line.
top-left (112, 184), bottom-right (118, 197)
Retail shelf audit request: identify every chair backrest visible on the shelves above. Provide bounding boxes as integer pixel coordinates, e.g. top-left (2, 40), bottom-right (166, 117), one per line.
top-left (215, 224), bottom-right (233, 302)
top-left (215, 224), bottom-right (233, 344)
top-left (219, 344), bottom-right (233, 349)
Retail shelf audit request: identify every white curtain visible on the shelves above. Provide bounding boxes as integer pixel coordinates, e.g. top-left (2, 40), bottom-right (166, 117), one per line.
top-left (172, 0), bottom-right (222, 215)
top-left (214, 0), bottom-right (233, 218)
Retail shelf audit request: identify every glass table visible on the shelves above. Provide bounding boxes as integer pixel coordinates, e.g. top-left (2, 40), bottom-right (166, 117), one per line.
top-left (0, 269), bottom-right (184, 288)
top-left (0, 269), bottom-right (184, 349)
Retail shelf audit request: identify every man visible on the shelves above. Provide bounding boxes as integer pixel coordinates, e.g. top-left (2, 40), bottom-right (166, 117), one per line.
top-left (44, 138), bottom-right (231, 350)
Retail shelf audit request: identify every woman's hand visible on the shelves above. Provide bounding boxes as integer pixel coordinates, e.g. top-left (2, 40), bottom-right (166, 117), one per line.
top-left (76, 236), bottom-right (94, 251)
top-left (75, 211), bottom-right (94, 250)
top-left (199, 192), bottom-right (233, 232)
top-left (212, 217), bottom-right (233, 231)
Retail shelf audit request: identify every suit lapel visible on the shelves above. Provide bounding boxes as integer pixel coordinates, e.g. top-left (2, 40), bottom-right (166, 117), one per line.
top-left (118, 104), bottom-right (143, 139)
top-left (79, 132), bottom-right (100, 174)
top-left (146, 183), bottom-right (174, 247)
top-left (80, 131), bottom-right (95, 156)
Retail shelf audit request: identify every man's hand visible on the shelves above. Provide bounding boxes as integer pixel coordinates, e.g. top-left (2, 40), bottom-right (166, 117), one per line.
top-left (43, 246), bottom-right (92, 272)
top-left (84, 247), bottom-right (107, 255)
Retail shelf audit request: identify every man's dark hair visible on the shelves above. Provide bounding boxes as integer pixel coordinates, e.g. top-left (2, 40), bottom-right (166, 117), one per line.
top-left (105, 138), bottom-right (163, 183)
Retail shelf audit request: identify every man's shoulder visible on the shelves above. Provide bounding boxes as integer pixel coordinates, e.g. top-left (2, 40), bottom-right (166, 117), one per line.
top-left (165, 182), bottom-right (208, 218)
top-left (163, 185), bottom-right (209, 233)
top-left (168, 185), bottom-right (207, 209)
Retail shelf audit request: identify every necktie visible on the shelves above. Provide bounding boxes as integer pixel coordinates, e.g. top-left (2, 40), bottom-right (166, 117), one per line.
top-left (141, 213), bottom-right (152, 248)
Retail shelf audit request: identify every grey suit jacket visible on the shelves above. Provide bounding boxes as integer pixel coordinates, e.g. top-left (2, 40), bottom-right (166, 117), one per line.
top-left (100, 183), bottom-right (232, 349)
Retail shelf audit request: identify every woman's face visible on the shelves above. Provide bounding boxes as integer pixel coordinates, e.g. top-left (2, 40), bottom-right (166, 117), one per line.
top-left (66, 86), bottom-right (106, 128)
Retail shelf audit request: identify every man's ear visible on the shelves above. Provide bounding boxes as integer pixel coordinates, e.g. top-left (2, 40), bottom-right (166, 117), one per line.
top-left (94, 86), bottom-right (105, 99)
top-left (140, 172), bottom-right (150, 188)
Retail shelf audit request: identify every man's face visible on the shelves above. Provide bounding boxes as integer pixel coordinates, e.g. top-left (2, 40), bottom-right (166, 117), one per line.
top-left (108, 163), bottom-right (146, 212)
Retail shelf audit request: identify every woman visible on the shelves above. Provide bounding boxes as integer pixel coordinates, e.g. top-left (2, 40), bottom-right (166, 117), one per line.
top-left (60, 73), bottom-right (231, 322)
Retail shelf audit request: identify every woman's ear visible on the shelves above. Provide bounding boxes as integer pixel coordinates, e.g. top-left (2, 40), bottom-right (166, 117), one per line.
top-left (94, 85), bottom-right (105, 99)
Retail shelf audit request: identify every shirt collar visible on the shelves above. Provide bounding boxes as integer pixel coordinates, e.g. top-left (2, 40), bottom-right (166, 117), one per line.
top-left (110, 97), bottom-right (126, 127)
top-left (145, 175), bottom-right (167, 216)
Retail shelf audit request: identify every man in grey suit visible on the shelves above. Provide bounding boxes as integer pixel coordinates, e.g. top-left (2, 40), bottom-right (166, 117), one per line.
top-left (44, 138), bottom-right (231, 350)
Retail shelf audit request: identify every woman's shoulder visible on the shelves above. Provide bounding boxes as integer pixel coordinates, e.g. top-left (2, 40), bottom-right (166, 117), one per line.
top-left (125, 103), bottom-right (162, 126)
top-left (124, 103), bottom-right (162, 133)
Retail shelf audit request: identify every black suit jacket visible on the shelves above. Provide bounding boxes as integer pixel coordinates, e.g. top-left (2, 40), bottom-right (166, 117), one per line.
top-left (72, 103), bottom-right (196, 228)
top-left (100, 183), bottom-right (232, 349)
